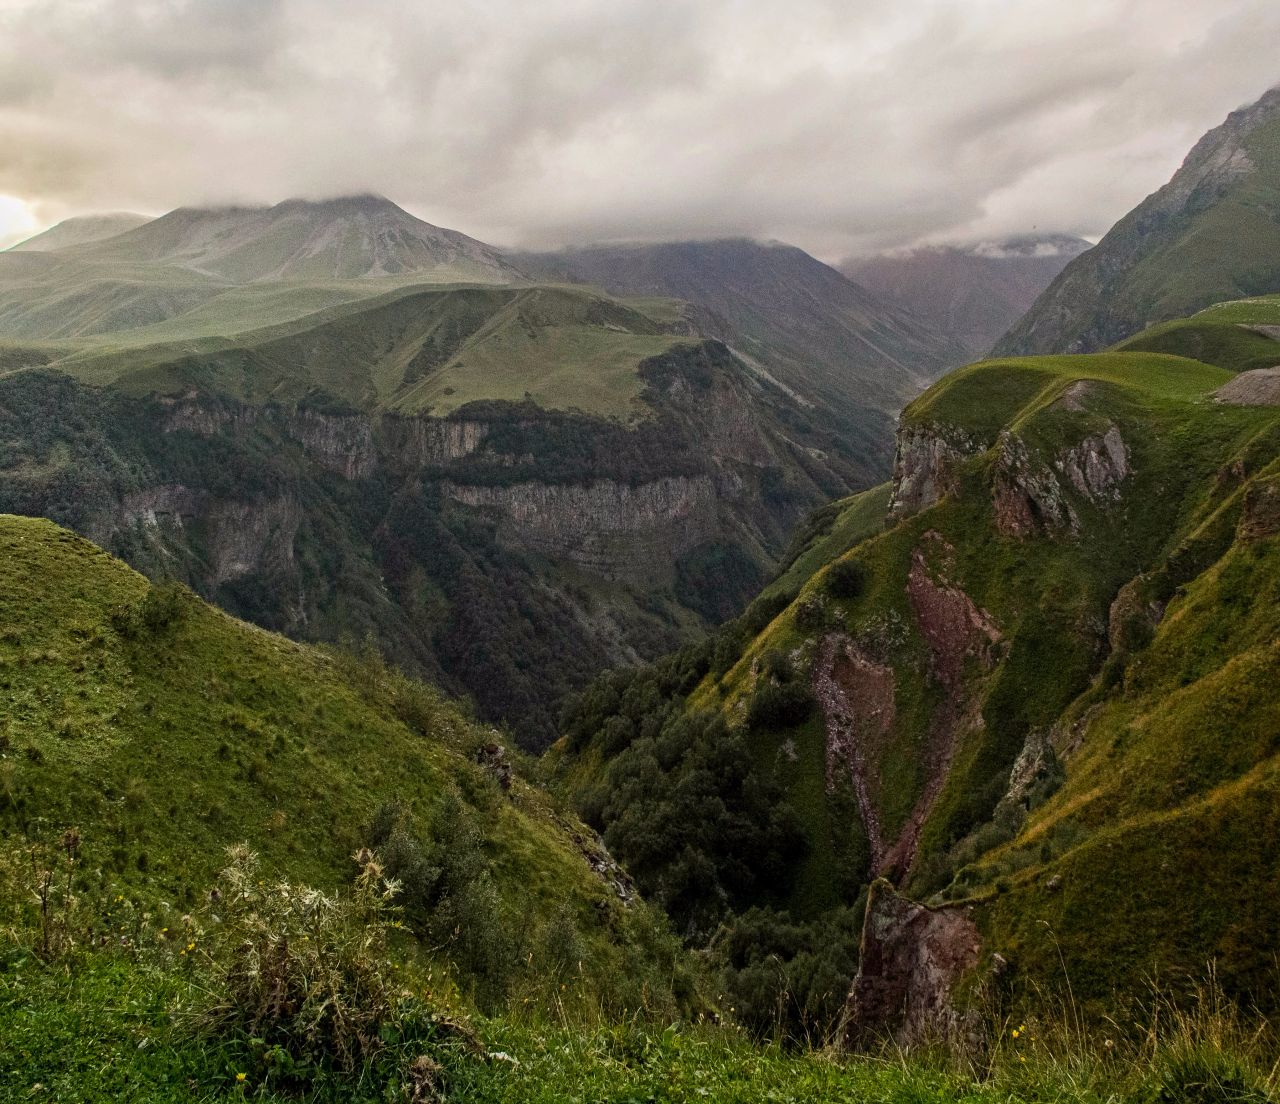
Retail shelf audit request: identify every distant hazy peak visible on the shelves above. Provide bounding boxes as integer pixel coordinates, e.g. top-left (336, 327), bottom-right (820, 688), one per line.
top-left (8, 212), bottom-right (153, 253)
top-left (965, 234), bottom-right (1092, 259)
top-left (68, 193), bottom-right (522, 284)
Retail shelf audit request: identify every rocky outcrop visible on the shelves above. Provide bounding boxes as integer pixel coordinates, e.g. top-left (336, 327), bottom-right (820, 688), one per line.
top-left (287, 410), bottom-right (376, 479)
top-left (1057, 425), bottom-right (1129, 501)
top-left (160, 396), bottom-right (260, 437)
top-left (1215, 367), bottom-right (1280, 407)
top-left (842, 879), bottom-right (982, 1050)
top-left (875, 533), bottom-right (1002, 879)
top-left (382, 416), bottom-right (488, 467)
top-left (442, 475), bottom-right (719, 583)
top-left (105, 484), bottom-right (206, 535)
top-left (994, 424), bottom-right (1129, 538)
top-left (1240, 476), bottom-right (1280, 539)
top-left (203, 496), bottom-right (303, 586)
top-left (907, 534), bottom-right (1002, 686)
top-left (888, 425), bottom-right (979, 520)
top-left (993, 432), bottom-right (1077, 537)
top-left (1107, 573), bottom-right (1167, 655)
top-left (90, 485), bottom-right (301, 589)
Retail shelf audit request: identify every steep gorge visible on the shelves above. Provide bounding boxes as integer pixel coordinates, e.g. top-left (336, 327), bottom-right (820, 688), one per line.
top-left (0, 339), bottom-right (852, 746)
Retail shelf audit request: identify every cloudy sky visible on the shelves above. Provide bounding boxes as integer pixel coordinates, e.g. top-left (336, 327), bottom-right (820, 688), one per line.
top-left (1, 0), bottom-right (1277, 258)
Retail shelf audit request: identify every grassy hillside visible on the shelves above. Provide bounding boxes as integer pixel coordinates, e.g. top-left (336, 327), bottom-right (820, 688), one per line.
top-left (554, 320), bottom-right (1280, 1030)
top-left (1, 520), bottom-right (1277, 1102)
top-left (997, 87), bottom-right (1280, 356)
top-left (1115, 293), bottom-right (1280, 374)
top-left (0, 515), bottom-right (688, 1016)
top-left (52, 282), bottom-right (691, 418)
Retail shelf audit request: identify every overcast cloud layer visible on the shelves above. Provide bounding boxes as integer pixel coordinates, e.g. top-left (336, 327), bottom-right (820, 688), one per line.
top-left (1, 0), bottom-right (1278, 257)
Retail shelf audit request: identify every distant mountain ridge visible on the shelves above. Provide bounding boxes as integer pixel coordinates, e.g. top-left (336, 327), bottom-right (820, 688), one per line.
top-left (845, 234), bottom-right (1089, 360)
top-left (8, 212), bottom-right (153, 252)
top-left (70, 193), bottom-right (524, 284)
top-left (996, 85), bottom-right (1280, 356)
top-left (512, 238), bottom-right (967, 411)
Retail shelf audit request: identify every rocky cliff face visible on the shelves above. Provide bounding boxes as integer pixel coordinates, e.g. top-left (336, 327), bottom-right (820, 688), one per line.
top-left (887, 425), bottom-right (981, 520)
top-left (994, 424), bottom-right (1130, 538)
top-left (3, 340), bottom-right (851, 745)
top-left (89, 484), bottom-right (303, 592)
top-left (444, 475), bottom-right (719, 583)
top-left (842, 880), bottom-right (983, 1050)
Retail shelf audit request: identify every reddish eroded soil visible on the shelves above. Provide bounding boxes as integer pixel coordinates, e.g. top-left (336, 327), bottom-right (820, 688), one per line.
top-left (906, 532), bottom-right (1001, 689)
top-left (813, 634), bottom-right (897, 869)
top-left (812, 532), bottom-right (1001, 884)
top-left (879, 533), bottom-right (1000, 880)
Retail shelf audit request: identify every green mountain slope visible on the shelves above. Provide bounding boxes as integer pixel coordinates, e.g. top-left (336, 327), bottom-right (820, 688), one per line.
top-left (1114, 291), bottom-right (1280, 377)
top-left (44, 282), bottom-right (690, 417)
top-left (996, 86), bottom-right (1280, 356)
top-left (555, 311), bottom-right (1280, 1028)
top-left (0, 514), bottom-right (685, 1013)
top-left (0, 199), bottom-right (950, 750)
top-left (0, 316), bottom-right (877, 747)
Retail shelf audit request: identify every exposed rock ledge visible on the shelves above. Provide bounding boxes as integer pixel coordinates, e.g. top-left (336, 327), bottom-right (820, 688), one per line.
top-left (887, 424), bottom-right (980, 520)
top-left (87, 485), bottom-right (302, 587)
top-left (842, 879), bottom-right (982, 1050)
top-left (995, 425), bottom-right (1129, 538)
top-left (158, 394), bottom-right (490, 478)
top-left (1215, 367), bottom-right (1280, 407)
top-left (443, 475), bottom-right (718, 582)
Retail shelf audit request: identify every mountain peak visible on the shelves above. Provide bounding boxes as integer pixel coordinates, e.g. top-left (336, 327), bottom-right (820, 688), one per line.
top-left (996, 84), bottom-right (1280, 356)
top-left (71, 194), bottom-right (520, 284)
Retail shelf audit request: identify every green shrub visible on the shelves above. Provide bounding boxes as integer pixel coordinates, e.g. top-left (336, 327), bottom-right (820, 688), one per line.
top-left (747, 682), bottom-right (815, 732)
top-left (367, 795), bottom-right (516, 1011)
top-left (110, 582), bottom-right (189, 639)
top-left (1145, 1045), bottom-right (1275, 1104)
top-left (825, 559), bottom-right (866, 601)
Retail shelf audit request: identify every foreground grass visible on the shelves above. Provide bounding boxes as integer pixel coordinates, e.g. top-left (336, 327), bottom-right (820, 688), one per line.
top-left (5, 953), bottom-right (1277, 1104)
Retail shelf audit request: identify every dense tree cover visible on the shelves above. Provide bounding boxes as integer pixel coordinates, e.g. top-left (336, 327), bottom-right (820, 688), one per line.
top-left (675, 540), bottom-right (765, 625)
top-left (563, 647), bottom-right (807, 938)
top-left (710, 905), bottom-right (864, 1044)
top-left (0, 371), bottom-right (701, 748)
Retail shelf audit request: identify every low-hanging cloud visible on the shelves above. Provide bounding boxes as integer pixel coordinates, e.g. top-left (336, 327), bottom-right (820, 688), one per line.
top-left (0, 0), bottom-right (1277, 257)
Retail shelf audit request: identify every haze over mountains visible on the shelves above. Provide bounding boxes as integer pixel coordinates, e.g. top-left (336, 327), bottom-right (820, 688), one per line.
top-left (3, 27), bottom-right (1280, 1101)
top-left (70, 194), bottom-right (524, 284)
top-left (846, 234), bottom-right (1090, 359)
top-left (9, 211), bottom-right (152, 253)
top-left (513, 240), bottom-right (968, 410)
